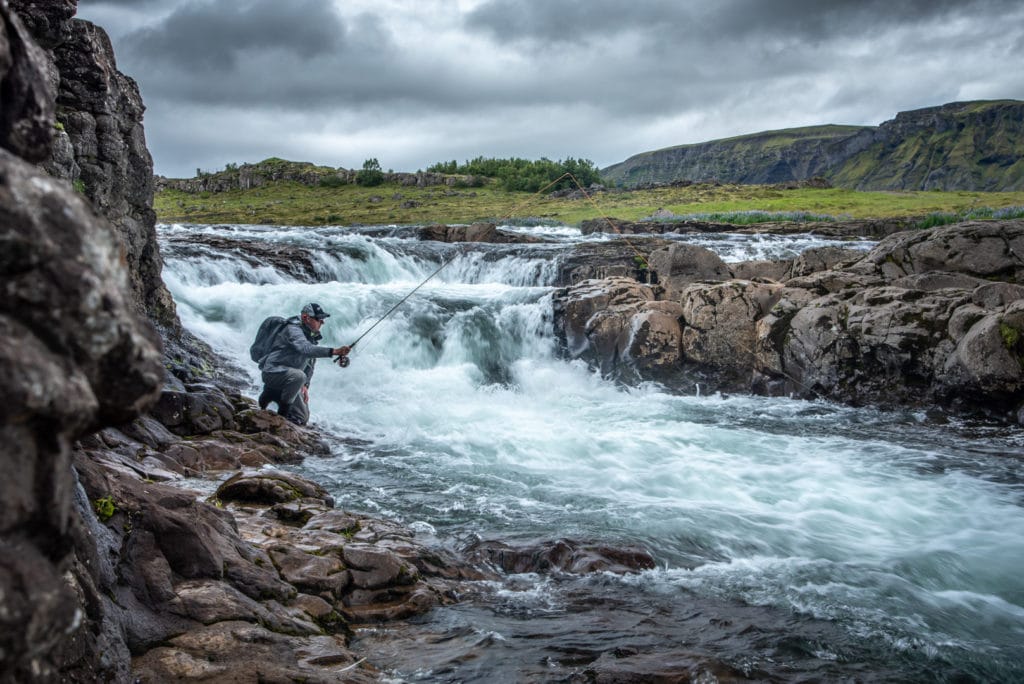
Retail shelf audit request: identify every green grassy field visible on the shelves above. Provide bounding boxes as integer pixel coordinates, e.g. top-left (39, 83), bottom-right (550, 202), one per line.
top-left (154, 179), bottom-right (1024, 227)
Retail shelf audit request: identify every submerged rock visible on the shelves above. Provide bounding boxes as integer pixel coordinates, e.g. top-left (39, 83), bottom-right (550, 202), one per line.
top-left (466, 538), bottom-right (657, 575)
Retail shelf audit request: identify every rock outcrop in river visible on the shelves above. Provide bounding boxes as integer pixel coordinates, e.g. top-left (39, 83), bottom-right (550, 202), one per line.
top-left (554, 221), bottom-right (1024, 422)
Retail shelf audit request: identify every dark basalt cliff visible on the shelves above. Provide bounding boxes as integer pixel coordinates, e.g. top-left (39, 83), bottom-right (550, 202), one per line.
top-left (603, 100), bottom-right (1024, 191)
top-left (1, 1), bottom-right (165, 679)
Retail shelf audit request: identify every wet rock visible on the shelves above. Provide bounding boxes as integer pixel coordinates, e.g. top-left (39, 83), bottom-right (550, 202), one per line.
top-left (558, 221), bottom-right (1024, 419)
top-left (577, 648), bottom-right (750, 684)
top-left (268, 544), bottom-right (350, 598)
top-left (647, 243), bottom-right (732, 300)
top-left (172, 579), bottom-right (278, 627)
top-left (1, 9), bottom-right (164, 673)
top-left (290, 593), bottom-right (339, 624)
top-left (553, 277), bottom-right (659, 377)
top-left (627, 301), bottom-right (686, 375)
top-left (118, 415), bottom-right (179, 450)
top-left (466, 538), bottom-right (656, 575)
top-left (580, 216), bottom-right (913, 238)
top-left (152, 387), bottom-right (236, 436)
top-left (343, 544), bottom-right (419, 590)
top-left (66, 454), bottom-right (297, 657)
top-left (730, 258), bottom-right (792, 282)
top-left (130, 621), bottom-right (375, 684)
top-left (341, 585), bottom-right (439, 623)
top-left (557, 237), bottom-right (674, 284)
top-left (216, 470), bottom-right (335, 507)
top-left (269, 501), bottom-right (330, 525)
top-left (555, 277), bottom-right (654, 348)
top-left (849, 220), bottom-right (1024, 282)
top-left (161, 232), bottom-right (322, 281)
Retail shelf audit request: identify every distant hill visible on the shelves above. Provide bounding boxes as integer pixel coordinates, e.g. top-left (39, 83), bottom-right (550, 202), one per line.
top-left (602, 100), bottom-right (1024, 191)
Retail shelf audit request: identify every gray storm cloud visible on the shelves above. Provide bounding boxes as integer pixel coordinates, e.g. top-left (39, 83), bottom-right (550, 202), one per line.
top-left (77, 0), bottom-right (1024, 178)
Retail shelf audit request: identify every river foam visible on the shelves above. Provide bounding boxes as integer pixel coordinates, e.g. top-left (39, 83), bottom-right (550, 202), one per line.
top-left (160, 222), bottom-right (1024, 681)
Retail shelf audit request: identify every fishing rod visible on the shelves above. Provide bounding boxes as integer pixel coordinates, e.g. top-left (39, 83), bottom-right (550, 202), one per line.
top-left (333, 172), bottom-right (609, 368)
top-left (334, 249), bottom-right (461, 367)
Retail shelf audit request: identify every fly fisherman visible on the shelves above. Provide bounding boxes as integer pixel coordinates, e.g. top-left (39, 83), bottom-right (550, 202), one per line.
top-left (257, 303), bottom-right (350, 425)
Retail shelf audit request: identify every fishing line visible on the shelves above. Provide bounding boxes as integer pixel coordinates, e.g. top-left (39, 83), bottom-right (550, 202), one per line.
top-left (335, 172), bottom-right (584, 365)
top-left (332, 171), bottom-right (820, 404)
top-left (334, 247), bottom-right (463, 365)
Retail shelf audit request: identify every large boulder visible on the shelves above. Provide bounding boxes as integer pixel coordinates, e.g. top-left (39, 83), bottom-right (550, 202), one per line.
top-left (418, 222), bottom-right (544, 243)
top-left (216, 470), bottom-right (335, 507)
top-left (131, 621), bottom-right (376, 684)
top-left (556, 236), bottom-right (674, 285)
top-left (939, 300), bottom-right (1024, 405)
top-left (730, 258), bottom-right (792, 282)
top-left (466, 538), bottom-right (656, 575)
top-left (849, 221), bottom-right (1024, 282)
top-left (786, 245), bottom-right (863, 278)
top-left (647, 243), bottom-right (732, 300)
top-left (678, 280), bottom-right (784, 390)
top-left (553, 277), bottom-right (661, 377)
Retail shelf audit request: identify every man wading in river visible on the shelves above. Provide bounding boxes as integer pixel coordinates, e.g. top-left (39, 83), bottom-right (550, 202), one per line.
top-left (254, 303), bottom-right (350, 425)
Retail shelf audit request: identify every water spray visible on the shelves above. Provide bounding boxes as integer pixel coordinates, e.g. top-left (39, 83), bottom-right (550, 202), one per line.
top-left (334, 249), bottom-right (461, 367)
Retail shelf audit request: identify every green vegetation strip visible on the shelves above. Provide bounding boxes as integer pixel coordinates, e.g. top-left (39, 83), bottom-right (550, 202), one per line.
top-left (155, 180), bottom-right (1024, 227)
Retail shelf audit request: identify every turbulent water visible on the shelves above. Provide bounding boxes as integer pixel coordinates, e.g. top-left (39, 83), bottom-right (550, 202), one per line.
top-left (160, 222), bottom-right (1024, 682)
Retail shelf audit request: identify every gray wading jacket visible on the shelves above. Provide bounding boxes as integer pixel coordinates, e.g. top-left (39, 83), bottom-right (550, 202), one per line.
top-left (259, 316), bottom-right (334, 385)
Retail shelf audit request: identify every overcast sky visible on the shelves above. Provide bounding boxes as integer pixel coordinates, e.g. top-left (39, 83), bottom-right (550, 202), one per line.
top-left (76, 0), bottom-right (1024, 179)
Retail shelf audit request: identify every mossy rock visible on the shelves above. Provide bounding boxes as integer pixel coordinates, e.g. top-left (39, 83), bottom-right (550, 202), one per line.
top-left (215, 470), bottom-right (334, 507)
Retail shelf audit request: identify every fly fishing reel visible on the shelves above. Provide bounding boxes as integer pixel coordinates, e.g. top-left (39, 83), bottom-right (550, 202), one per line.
top-left (334, 354), bottom-right (350, 368)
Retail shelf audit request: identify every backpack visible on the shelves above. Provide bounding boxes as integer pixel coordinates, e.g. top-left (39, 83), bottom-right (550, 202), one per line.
top-left (249, 316), bottom-right (288, 363)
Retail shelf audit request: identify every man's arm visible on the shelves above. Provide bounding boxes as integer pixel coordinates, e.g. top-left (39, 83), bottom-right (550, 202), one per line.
top-left (284, 322), bottom-right (334, 358)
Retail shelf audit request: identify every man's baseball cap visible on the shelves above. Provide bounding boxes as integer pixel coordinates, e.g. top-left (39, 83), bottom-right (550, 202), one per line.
top-left (301, 302), bottom-right (330, 320)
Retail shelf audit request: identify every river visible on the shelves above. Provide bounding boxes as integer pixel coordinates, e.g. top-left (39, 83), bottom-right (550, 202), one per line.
top-left (160, 222), bottom-right (1024, 682)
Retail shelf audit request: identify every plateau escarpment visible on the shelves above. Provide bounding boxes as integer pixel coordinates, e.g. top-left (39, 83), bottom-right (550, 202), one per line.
top-left (603, 100), bottom-right (1024, 192)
